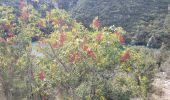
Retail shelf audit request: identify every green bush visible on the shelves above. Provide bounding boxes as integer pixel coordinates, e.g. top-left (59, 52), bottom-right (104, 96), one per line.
top-left (0, 1), bottom-right (159, 100)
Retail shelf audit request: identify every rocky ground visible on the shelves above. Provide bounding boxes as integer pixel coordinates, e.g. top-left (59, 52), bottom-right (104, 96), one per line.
top-left (149, 58), bottom-right (170, 100)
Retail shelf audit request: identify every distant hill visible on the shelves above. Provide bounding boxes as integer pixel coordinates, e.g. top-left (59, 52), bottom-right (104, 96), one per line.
top-left (0, 0), bottom-right (170, 48)
top-left (58, 0), bottom-right (170, 48)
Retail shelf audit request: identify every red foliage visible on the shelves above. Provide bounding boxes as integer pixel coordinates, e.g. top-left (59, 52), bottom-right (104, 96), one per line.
top-left (69, 52), bottom-right (81, 62)
top-left (87, 48), bottom-right (96, 59)
top-left (92, 17), bottom-right (101, 30)
top-left (96, 33), bottom-right (103, 42)
top-left (118, 35), bottom-right (125, 44)
top-left (121, 50), bottom-right (130, 62)
top-left (51, 32), bottom-right (66, 48)
top-left (115, 32), bottom-right (125, 44)
top-left (8, 32), bottom-right (15, 38)
top-left (39, 71), bottom-right (45, 81)
top-left (81, 45), bottom-right (96, 59)
top-left (59, 32), bottom-right (66, 45)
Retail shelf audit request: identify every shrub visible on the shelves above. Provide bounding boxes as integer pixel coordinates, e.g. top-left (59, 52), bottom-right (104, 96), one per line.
top-left (0, 1), bottom-right (158, 99)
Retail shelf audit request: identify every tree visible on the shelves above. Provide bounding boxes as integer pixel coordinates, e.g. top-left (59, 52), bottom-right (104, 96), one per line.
top-left (0, 1), bottom-right (157, 99)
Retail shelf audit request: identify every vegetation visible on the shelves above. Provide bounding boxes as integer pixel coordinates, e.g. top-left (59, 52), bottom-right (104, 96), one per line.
top-left (57, 0), bottom-right (170, 48)
top-left (0, 1), bottom-right (161, 100)
top-left (1, 0), bottom-right (170, 48)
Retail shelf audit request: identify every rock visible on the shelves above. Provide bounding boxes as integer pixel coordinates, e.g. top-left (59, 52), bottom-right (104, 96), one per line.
top-left (161, 62), bottom-right (170, 73)
top-left (147, 35), bottom-right (156, 48)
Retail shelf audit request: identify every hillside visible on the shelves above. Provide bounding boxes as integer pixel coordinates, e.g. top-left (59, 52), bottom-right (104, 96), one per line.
top-left (0, 0), bottom-right (170, 47)
top-left (58, 0), bottom-right (170, 48)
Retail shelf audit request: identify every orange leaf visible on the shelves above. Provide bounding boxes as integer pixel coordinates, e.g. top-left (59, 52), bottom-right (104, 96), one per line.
top-left (92, 17), bottom-right (101, 30)
top-left (39, 71), bottom-right (45, 81)
top-left (119, 35), bottom-right (125, 44)
top-left (59, 32), bottom-right (66, 45)
top-left (87, 48), bottom-right (96, 59)
top-left (121, 50), bottom-right (130, 62)
top-left (96, 33), bottom-right (103, 42)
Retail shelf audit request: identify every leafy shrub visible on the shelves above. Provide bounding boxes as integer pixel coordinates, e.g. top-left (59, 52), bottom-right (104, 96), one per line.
top-left (0, 1), bottom-right (158, 100)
